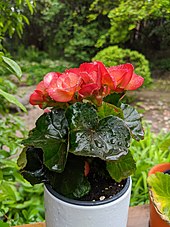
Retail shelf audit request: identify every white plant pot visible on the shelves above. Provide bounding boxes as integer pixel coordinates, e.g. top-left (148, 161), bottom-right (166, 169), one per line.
top-left (44, 177), bottom-right (132, 227)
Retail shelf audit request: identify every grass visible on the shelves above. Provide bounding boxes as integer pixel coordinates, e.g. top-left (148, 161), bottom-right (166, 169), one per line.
top-left (130, 124), bottom-right (170, 206)
top-left (0, 115), bottom-right (44, 226)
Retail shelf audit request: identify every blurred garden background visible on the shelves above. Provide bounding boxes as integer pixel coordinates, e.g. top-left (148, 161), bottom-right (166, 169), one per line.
top-left (0, 0), bottom-right (170, 226)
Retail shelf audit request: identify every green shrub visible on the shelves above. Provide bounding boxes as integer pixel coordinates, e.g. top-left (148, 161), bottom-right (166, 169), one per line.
top-left (130, 125), bottom-right (170, 206)
top-left (0, 115), bottom-right (44, 226)
top-left (16, 45), bottom-right (49, 63)
top-left (92, 46), bottom-right (152, 87)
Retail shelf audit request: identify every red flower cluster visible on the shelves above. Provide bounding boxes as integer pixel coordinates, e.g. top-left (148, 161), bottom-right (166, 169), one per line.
top-left (30, 61), bottom-right (144, 108)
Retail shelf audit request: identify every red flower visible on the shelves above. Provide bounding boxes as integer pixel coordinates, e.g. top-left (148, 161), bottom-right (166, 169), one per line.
top-left (29, 62), bottom-right (144, 108)
top-left (29, 81), bottom-right (49, 108)
top-left (108, 63), bottom-right (144, 91)
top-left (29, 72), bottom-right (60, 108)
top-left (77, 61), bottom-right (115, 98)
top-left (47, 71), bottom-right (82, 102)
top-left (124, 73), bottom-right (144, 90)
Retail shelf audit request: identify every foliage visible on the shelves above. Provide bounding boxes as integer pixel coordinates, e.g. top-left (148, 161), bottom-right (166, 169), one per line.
top-left (6, 0), bottom-right (108, 63)
top-left (18, 59), bottom-right (76, 85)
top-left (0, 0), bottom-right (35, 50)
top-left (16, 45), bottom-right (49, 63)
top-left (152, 58), bottom-right (170, 71)
top-left (89, 0), bottom-right (170, 48)
top-left (130, 126), bottom-right (170, 206)
top-left (0, 55), bottom-right (27, 113)
top-left (147, 172), bottom-right (170, 224)
top-left (18, 61), bottom-right (144, 199)
top-left (64, 22), bottom-right (103, 62)
top-left (0, 115), bottom-right (44, 226)
top-left (93, 46), bottom-right (152, 87)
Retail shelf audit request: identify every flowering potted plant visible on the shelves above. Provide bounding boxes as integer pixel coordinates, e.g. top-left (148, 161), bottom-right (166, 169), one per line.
top-left (18, 61), bottom-right (144, 227)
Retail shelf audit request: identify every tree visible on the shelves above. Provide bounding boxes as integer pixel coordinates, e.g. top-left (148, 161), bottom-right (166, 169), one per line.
top-left (0, 0), bottom-right (35, 50)
top-left (89, 0), bottom-right (170, 50)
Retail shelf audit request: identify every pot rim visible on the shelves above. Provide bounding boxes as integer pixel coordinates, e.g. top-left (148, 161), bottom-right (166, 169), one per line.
top-left (148, 163), bottom-right (170, 176)
top-left (45, 177), bottom-right (131, 206)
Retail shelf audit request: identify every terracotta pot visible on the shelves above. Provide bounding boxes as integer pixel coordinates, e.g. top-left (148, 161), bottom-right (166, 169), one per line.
top-left (44, 177), bottom-right (132, 227)
top-left (148, 163), bottom-right (170, 227)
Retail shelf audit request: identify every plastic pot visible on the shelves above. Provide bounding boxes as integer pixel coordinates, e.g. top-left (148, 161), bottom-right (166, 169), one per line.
top-left (44, 177), bottom-right (132, 227)
top-left (148, 163), bottom-right (170, 227)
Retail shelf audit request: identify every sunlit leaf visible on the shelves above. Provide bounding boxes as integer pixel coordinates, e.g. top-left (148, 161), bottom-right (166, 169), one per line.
top-left (2, 56), bottom-right (22, 79)
top-left (148, 172), bottom-right (170, 224)
top-left (0, 88), bottom-right (27, 112)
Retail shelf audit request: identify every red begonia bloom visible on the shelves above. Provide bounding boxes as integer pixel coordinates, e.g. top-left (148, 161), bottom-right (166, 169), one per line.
top-left (124, 73), bottom-right (144, 90)
top-left (44, 72), bottom-right (60, 88)
top-left (108, 63), bottom-right (144, 91)
top-left (78, 61), bottom-right (115, 98)
top-left (29, 61), bottom-right (144, 108)
top-left (47, 71), bottom-right (82, 102)
top-left (29, 81), bottom-right (48, 108)
top-left (77, 62), bottom-right (102, 97)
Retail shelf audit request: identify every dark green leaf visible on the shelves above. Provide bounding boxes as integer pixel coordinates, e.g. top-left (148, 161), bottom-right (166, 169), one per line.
top-left (106, 151), bottom-right (136, 182)
top-left (49, 155), bottom-right (90, 199)
top-left (103, 93), bottom-right (125, 106)
top-left (98, 101), bottom-right (123, 119)
top-left (148, 172), bottom-right (170, 224)
top-left (66, 102), bottom-right (98, 130)
top-left (68, 103), bottom-right (131, 161)
top-left (22, 109), bottom-right (68, 172)
top-left (121, 103), bottom-right (144, 141)
top-left (18, 147), bottom-right (47, 185)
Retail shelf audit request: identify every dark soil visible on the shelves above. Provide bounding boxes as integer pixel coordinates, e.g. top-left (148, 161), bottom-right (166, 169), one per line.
top-left (80, 174), bottom-right (126, 202)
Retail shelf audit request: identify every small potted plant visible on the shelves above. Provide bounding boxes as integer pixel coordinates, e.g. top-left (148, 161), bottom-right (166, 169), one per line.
top-left (18, 61), bottom-right (144, 227)
top-left (148, 163), bottom-right (170, 227)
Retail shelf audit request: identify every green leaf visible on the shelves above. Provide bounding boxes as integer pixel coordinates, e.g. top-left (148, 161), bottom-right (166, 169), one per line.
top-left (0, 221), bottom-right (10, 227)
top-left (2, 56), bottom-right (22, 79)
top-left (106, 151), bottom-right (136, 182)
top-left (98, 101), bottom-right (123, 119)
top-left (22, 109), bottom-right (68, 172)
top-left (0, 88), bottom-right (27, 112)
top-left (25, 0), bottom-right (34, 14)
top-left (67, 103), bottom-right (131, 161)
top-left (67, 102), bottom-right (98, 130)
top-left (121, 103), bottom-right (144, 141)
top-left (160, 138), bottom-right (170, 151)
top-left (103, 93), bottom-right (125, 106)
top-left (148, 172), bottom-right (170, 224)
top-left (49, 155), bottom-right (90, 199)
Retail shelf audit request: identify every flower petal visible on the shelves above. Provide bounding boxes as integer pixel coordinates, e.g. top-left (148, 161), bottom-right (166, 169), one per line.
top-left (108, 63), bottom-right (133, 88)
top-left (79, 84), bottom-right (99, 97)
top-left (125, 73), bottom-right (144, 90)
top-left (48, 89), bottom-right (74, 102)
top-left (29, 90), bottom-right (44, 105)
top-left (44, 72), bottom-right (60, 88)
